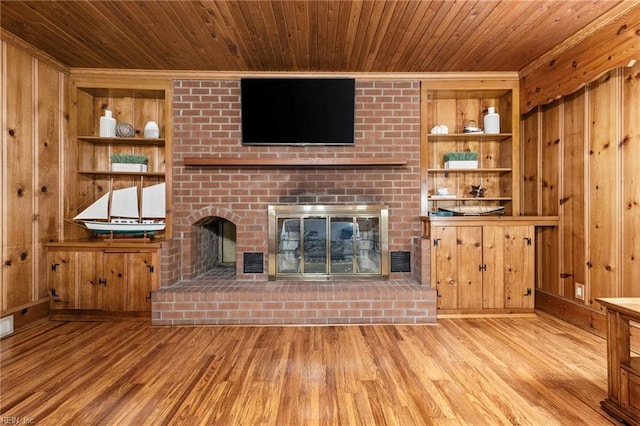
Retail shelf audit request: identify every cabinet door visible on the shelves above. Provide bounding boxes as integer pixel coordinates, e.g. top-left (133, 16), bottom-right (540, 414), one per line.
top-left (47, 250), bottom-right (77, 309)
top-left (502, 226), bottom-right (535, 309)
top-left (457, 227), bottom-right (483, 309)
top-left (483, 225), bottom-right (535, 309)
top-left (432, 226), bottom-right (482, 309)
top-left (77, 251), bottom-right (101, 309)
top-left (482, 226), bottom-right (506, 309)
top-left (102, 252), bottom-right (126, 311)
top-left (126, 252), bottom-right (157, 311)
top-left (433, 226), bottom-right (459, 309)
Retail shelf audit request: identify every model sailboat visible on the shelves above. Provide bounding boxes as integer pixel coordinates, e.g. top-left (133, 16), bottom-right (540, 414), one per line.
top-left (74, 183), bottom-right (166, 235)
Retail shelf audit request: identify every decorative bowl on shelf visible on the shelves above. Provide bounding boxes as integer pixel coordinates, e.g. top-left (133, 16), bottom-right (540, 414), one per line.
top-left (463, 120), bottom-right (483, 133)
top-left (438, 206), bottom-right (505, 216)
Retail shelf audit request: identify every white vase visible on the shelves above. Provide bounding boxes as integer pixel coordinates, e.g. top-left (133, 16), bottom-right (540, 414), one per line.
top-left (144, 121), bottom-right (160, 138)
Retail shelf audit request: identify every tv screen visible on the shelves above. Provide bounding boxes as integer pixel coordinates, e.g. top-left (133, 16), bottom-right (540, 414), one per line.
top-left (241, 78), bottom-right (356, 146)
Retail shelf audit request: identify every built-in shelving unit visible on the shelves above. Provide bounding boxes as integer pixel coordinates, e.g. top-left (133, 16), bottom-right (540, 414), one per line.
top-left (68, 78), bottom-right (172, 240)
top-left (421, 81), bottom-right (519, 217)
top-left (46, 76), bottom-right (173, 319)
top-left (419, 77), bottom-right (560, 316)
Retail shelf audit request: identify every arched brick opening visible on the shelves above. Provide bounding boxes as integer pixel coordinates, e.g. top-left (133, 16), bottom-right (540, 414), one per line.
top-left (185, 206), bottom-right (245, 278)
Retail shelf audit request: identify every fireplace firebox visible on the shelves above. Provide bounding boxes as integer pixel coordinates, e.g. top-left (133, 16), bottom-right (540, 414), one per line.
top-left (268, 205), bottom-right (389, 280)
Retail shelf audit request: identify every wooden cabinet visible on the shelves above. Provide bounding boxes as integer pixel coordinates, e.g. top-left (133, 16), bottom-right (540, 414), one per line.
top-left (598, 298), bottom-right (640, 425)
top-left (431, 222), bottom-right (535, 314)
top-left (420, 75), bottom-right (558, 316)
top-left (47, 243), bottom-right (160, 315)
top-left (420, 77), bottom-right (519, 216)
top-left (67, 76), bottom-right (172, 240)
top-left (47, 250), bottom-right (77, 310)
top-left (45, 76), bottom-right (171, 319)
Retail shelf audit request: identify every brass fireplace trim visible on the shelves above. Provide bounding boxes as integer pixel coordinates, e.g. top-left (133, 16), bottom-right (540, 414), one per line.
top-left (268, 204), bottom-right (389, 280)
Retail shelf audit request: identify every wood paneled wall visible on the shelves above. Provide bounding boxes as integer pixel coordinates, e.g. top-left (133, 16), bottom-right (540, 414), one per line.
top-left (527, 62), bottom-right (640, 332)
top-left (1, 37), bottom-right (68, 325)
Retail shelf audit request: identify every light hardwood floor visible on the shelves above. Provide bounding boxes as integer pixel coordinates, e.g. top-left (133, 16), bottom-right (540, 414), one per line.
top-left (0, 313), bottom-right (621, 425)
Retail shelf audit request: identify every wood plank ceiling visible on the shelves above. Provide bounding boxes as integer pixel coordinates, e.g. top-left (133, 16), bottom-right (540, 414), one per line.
top-left (0, 0), bottom-right (625, 72)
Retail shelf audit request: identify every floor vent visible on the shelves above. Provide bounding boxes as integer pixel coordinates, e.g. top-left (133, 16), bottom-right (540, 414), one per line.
top-left (390, 251), bottom-right (411, 272)
top-left (243, 252), bottom-right (264, 273)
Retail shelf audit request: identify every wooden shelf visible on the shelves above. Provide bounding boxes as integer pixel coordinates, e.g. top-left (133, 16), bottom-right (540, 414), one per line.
top-left (78, 170), bottom-right (165, 177)
top-left (427, 133), bottom-right (512, 142)
top-left (78, 136), bottom-right (165, 146)
top-left (429, 197), bottom-right (512, 201)
top-left (428, 168), bottom-right (512, 173)
top-left (46, 239), bottom-right (164, 249)
top-left (422, 215), bottom-right (559, 226)
top-left (183, 156), bottom-right (407, 167)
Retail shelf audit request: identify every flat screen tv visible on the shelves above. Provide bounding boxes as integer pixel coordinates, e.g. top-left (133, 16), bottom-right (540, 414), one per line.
top-left (241, 78), bottom-right (355, 146)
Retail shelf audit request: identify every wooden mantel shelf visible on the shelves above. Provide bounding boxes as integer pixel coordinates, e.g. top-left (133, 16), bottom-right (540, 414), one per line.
top-left (183, 156), bottom-right (407, 167)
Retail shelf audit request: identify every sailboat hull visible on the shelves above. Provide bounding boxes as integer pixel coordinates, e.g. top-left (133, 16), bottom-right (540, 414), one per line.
top-left (80, 220), bottom-right (165, 235)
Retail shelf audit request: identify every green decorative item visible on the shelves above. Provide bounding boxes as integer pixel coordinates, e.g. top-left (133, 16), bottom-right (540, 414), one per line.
top-left (443, 151), bottom-right (479, 162)
top-left (110, 153), bottom-right (148, 172)
top-left (444, 151), bottom-right (479, 169)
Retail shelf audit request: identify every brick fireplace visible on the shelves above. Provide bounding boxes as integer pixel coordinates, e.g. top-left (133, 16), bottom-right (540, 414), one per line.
top-left (152, 79), bottom-right (436, 325)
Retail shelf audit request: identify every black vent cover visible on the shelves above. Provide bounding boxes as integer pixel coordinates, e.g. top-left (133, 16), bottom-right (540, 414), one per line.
top-left (243, 252), bottom-right (264, 273)
top-left (390, 251), bottom-right (411, 273)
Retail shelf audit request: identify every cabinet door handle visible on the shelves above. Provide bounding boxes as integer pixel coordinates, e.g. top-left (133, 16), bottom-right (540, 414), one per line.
top-left (98, 278), bottom-right (107, 286)
top-left (524, 237), bottom-right (532, 246)
top-left (523, 288), bottom-right (532, 296)
top-left (51, 263), bottom-right (60, 271)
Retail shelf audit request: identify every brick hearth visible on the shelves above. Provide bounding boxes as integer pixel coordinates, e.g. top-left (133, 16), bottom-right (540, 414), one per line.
top-left (152, 267), bottom-right (436, 326)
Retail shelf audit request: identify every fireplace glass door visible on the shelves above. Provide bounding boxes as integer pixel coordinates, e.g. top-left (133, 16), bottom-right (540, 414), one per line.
top-left (303, 217), bottom-right (327, 274)
top-left (269, 205), bottom-right (388, 280)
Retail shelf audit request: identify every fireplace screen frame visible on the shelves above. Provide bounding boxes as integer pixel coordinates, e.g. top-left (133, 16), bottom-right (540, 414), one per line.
top-left (268, 205), bottom-right (389, 280)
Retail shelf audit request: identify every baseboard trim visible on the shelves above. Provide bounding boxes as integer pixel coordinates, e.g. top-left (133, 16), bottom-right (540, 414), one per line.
top-left (1, 298), bottom-right (50, 335)
top-left (49, 309), bottom-right (151, 322)
top-left (535, 291), bottom-right (606, 337)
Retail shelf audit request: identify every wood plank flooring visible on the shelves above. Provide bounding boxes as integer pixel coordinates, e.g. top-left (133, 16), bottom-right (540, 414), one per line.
top-left (0, 313), bottom-right (621, 425)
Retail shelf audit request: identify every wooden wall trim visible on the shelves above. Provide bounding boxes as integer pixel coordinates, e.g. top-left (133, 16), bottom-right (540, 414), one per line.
top-left (1, 298), bottom-right (50, 334)
top-left (536, 291), bottom-right (640, 355)
top-left (535, 290), bottom-right (605, 337)
top-left (70, 68), bottom-right (519, 81)
top-left (1, 29), bottom-right (68, 73)
top-left (519, 2), bottom-right (640, 113)
top-left (183, 156), bottom-right (407, 167)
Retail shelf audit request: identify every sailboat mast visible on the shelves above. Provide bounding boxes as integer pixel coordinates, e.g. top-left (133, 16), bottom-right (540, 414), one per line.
top-left (138, 181), bottom-right (143, 223)
top-left (107, 189), bottom-right (113, 222)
